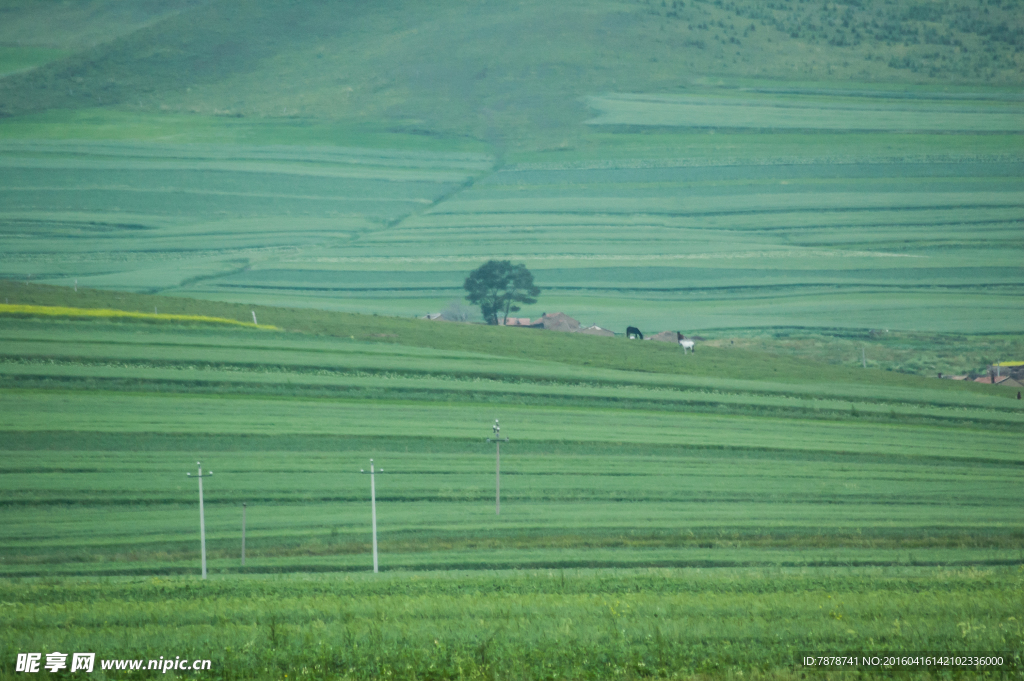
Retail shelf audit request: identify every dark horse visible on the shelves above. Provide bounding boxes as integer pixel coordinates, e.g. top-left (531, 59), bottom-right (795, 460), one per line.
top-left (626, 326), bottom-right (643, 340)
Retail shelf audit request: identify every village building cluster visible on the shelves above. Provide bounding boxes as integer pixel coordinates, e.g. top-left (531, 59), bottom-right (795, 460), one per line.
top-left (424, 311), bottom-right (697, 350)
top-left (939, 362), bottom-right (1024, 388)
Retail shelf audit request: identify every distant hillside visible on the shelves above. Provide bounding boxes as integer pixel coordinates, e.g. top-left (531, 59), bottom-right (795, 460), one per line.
top-left (1, 0), bottom-right (1022, 144)
top-left (1, 0), bottom-right (1021, 341)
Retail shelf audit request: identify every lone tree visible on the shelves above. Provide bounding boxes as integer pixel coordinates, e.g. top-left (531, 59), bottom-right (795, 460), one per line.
top-left (464, 260), bottom-right (540, 325)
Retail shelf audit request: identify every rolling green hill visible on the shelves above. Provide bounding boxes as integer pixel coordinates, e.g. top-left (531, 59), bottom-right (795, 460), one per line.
top-left (1, 277), bottom-right (1021, 678)
top-left (1, 286), bottom-right (1021, 581)
top-left (0, 0), bottom-right (1021, 356)
top-left (6, 280), bottom-right (1024, 379)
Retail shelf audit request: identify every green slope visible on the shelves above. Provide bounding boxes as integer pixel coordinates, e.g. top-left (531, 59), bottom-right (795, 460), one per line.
top-left (0, 289), bottom-right (1021, 577)
top-left (4, 281), bottom-right (1022, 390)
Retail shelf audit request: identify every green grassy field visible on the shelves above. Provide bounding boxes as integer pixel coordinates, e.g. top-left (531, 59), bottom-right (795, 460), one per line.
top-left (2, 116), bottom-right (1021, 337)
top-left (6, 280), bottom-right (1023, 382)
top-left (2, 0), bottom-right (1023, 676)
top-left (1, 291), bottom-right (1022, 678)
top-left (1, 301), bottom-right (1023, 678)
top-left (0, 292), bottom-right (1020, 577)
top-left (1, 569), bottom-right (1021, 680)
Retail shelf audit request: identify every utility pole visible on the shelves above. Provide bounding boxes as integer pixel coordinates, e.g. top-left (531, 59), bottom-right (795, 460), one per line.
top-left (241, 502), bottom-right (246, 567)
top-left (185, 462), bottom-right (213, 579)
top-left (861, 347), bottom-right (866, 369)
top-left (487, 419), bottom-right (509, 516)
top-left (252, 310), bottom-right (258, 326)
top-left (360, 459), bottom-right (383, 573)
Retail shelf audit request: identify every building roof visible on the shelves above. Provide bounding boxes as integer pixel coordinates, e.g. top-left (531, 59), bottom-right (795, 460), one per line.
top-left (578, 325), bottom-right (615, 337)
top-left (533, 312), bottom-right (580, 332)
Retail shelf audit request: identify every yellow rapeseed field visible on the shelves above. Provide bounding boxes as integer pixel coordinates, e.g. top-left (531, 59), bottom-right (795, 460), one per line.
top-left (0, 304), bottom-right (277, 329)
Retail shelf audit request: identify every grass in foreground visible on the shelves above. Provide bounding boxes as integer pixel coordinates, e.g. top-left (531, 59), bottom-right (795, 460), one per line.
top-left (0, 568), bottom-right (1021, 680)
